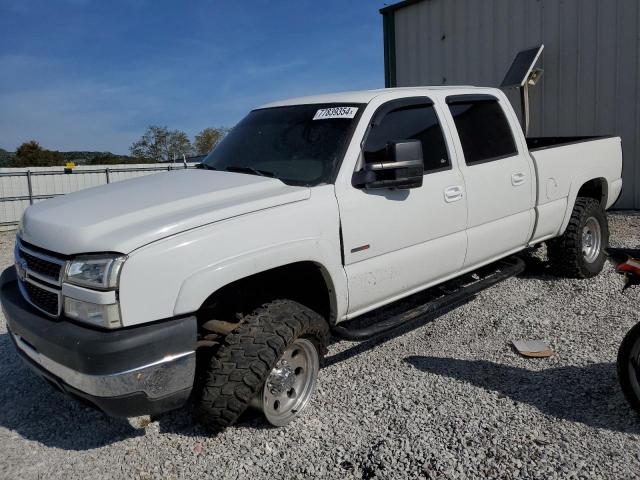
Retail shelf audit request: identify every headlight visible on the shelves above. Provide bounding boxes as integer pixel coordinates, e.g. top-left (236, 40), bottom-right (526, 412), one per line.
top-left (64, 297), bottom-right (122, 329)
top-left (65, 255), bottom-right (126, 289)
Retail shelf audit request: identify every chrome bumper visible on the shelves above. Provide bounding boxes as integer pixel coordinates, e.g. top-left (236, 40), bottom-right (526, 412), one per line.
top-left (12, 331), bottom-right (195, 399)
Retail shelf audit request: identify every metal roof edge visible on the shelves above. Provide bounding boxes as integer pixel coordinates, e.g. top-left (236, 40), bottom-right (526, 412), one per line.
top-left (379, 0), bottom-right (426, 15)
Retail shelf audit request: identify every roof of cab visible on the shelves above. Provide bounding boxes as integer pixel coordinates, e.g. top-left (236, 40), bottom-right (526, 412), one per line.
top-left (258, 86), bottom-right (487, 109)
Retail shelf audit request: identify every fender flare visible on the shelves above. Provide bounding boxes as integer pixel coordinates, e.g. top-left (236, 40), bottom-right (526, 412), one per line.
top-left (172, 237), bottom-right (347, 324)
top-left (559, 170), bottom-right (609, 234)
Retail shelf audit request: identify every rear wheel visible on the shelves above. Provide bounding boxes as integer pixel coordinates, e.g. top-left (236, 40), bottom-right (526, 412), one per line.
top-left (194, 299), bottom-right (328, 430)
top-left (547, 197), bottom-right (609, 278)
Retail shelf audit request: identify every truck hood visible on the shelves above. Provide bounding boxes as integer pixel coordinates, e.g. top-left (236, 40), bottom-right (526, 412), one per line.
top-left (20, 169), bottom-right (310, 255)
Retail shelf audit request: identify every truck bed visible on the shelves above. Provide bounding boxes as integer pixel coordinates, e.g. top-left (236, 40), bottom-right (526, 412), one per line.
top-left (526, 136), bottom-right (614, 151)
top-left (527, 135), bottom-right (623, 244)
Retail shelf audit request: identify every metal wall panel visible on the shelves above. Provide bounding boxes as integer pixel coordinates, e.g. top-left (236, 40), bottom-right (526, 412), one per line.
top-left (389, 0), bottom-right (640, 209)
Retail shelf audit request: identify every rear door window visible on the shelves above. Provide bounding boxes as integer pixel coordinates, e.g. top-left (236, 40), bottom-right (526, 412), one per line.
top-left (447, 96), bottom-right (518, 165)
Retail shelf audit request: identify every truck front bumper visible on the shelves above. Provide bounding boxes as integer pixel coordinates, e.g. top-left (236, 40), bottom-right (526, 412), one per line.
top-left (1, 266), bottom-right (197, 418)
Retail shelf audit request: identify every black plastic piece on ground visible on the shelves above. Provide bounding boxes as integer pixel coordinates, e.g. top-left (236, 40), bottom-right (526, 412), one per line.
top-left (331, 256), bottom-right (526, 342)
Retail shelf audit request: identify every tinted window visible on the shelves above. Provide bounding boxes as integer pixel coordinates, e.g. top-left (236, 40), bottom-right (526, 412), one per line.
top-left (448, 99), bottom-right (517, 164)
top-left (202, 104), bottom-right (362, 186)
top-left (363, 103), bottom-right (450, 173)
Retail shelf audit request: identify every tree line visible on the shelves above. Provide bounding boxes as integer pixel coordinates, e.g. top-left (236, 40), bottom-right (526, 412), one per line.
top-left (2, 142), bottom-right (136, 167)
top-left (1, 126), bottom-right (229, 167)
top-left (129, 126), bottom-right (229, 162)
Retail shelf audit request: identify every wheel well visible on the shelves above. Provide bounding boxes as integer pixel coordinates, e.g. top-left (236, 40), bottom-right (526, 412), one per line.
top-left (196, 262), bottom-right (333, 327)
top-left (576, 178), bottom-right (607, 208)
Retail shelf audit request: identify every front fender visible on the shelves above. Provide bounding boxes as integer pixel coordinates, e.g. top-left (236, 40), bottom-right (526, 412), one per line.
top-left (117, 185), bottom-right (345, 327)
top-left (173, 237), bottom-right (347, 323)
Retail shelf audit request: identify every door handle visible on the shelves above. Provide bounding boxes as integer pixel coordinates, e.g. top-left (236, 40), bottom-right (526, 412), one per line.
top-left (511, 172), bottom-right (526, 186)
top-left (444, 185), bottom-right (464, 203)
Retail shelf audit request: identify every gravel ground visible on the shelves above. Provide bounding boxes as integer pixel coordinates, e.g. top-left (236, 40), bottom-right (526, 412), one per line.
top-left (1, 213), bottom-right (639, 479)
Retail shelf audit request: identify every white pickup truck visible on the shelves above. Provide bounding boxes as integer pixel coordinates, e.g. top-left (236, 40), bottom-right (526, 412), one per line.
top-left (1, 87), bottom-right (623, 429)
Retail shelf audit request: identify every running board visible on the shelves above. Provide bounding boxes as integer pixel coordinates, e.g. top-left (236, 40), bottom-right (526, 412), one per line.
top-left (331, 256), bottom-right (526, 342)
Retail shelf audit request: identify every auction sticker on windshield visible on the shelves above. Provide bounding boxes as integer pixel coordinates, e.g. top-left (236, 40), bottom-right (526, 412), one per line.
top-left (313, 107), bottom-right (358, 120)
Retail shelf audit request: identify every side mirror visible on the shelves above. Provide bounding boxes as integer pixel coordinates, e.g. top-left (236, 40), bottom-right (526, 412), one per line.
top-left (353, 140), bottom-right (424, 190)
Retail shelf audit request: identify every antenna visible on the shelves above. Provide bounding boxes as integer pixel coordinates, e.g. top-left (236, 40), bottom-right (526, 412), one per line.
top-left (500, 45), bottom-right (544, 136)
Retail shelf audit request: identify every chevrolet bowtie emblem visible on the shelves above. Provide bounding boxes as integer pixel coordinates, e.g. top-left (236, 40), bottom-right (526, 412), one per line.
top-left (16, 258), bottom-right (27, 281)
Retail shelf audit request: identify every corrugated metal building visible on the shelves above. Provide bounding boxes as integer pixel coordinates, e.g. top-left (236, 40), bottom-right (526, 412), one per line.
top-left (381, 0), bottom-right (640, 209)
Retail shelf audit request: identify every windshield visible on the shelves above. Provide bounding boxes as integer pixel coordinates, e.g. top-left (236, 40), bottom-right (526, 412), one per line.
top-left (202, 103), bottom-right (363, 186)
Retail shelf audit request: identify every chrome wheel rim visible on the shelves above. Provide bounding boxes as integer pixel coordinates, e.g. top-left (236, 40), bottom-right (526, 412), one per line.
top-left (582, 217), bottom-right (602, 263)
top-left (261, 338), bottom-right (319, 426)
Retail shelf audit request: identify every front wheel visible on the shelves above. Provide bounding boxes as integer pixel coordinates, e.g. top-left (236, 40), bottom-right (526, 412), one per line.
top-left (256, 337), bottom-right (320, 426)
top-left (618, 322), bottom-right (640, 413)
top-left (194, 299), bottom-right (329, 430)
top-left (547, 197), bottom-right (609, 278)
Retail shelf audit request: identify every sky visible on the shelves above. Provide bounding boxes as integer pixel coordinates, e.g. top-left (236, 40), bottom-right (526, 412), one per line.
top-left (0, 0), bottom-right (386, 155)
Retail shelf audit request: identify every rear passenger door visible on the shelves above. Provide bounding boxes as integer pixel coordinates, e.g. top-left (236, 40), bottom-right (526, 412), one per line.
top-left (337, 97), bottom-right (468, 316)
top-left (445, 94), bottom-right (535, 267)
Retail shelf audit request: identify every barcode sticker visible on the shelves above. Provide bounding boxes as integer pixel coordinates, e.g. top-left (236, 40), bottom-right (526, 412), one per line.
top-left (313, 107), bottom-right (358, 120)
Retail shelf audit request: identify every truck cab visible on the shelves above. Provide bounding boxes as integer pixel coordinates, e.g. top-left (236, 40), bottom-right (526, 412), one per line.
top-left (1, 87), bottom-right (623, 429)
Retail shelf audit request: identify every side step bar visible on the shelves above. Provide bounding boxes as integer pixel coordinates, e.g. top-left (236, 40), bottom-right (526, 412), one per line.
top-left (331, 256), bottom-right (526, 342)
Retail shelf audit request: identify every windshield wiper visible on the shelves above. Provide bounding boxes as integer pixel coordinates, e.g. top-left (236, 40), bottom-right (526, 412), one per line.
top-left (225, 165), bottom-right (275, 178)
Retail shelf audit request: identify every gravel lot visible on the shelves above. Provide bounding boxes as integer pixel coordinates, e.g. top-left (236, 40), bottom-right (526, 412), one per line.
top-left (1, 213), bottom-right (639, 479)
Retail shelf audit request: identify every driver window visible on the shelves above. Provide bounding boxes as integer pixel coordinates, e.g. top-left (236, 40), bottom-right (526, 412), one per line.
top-left (363, 104), bottom-right (450, 173)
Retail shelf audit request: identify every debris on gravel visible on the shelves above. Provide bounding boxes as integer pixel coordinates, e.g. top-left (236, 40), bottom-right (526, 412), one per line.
top-left (0, 212), bottom-right (639, 479)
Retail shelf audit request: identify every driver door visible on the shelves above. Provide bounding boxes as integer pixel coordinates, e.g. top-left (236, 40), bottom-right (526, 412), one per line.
top-left (336, 97), bottom-right (468, 317)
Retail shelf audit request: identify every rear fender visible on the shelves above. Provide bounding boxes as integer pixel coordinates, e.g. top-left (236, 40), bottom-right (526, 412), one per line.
top-left (559, 171), bottom-right (610, 235)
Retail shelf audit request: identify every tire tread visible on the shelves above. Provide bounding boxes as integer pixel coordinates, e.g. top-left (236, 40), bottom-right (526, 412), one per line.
top-left (547, 197), bottom-right (608, 278)
top-left (617, 322), bottom-right (640, 413)
top-left (195, 299), bottom-right (328, 431)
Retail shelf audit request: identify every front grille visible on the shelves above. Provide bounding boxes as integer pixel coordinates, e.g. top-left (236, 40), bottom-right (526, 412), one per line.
top-left (19, 249), bottom-right (63, 282)
top-left (22, 280), bottom-right (60, 316)
top-left (15, 237), bottom-right (65, 317)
